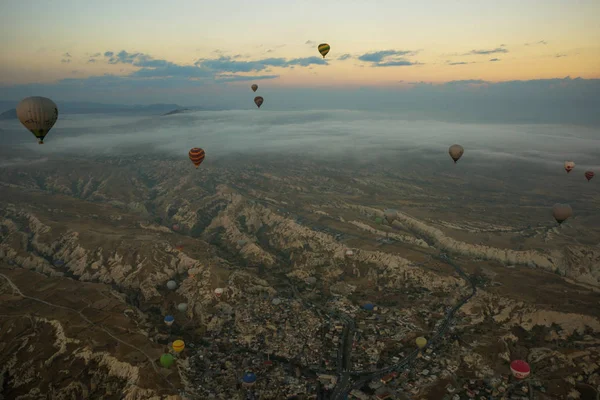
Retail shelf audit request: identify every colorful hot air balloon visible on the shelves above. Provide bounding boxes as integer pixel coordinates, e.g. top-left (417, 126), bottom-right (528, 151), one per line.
top-left (362, 303), bottom-right (375, 311)
top-left (585, 171), bottom-right (594, 182)
top-left (318, 43), bottom-right (330, 58)
top-left (415, 336), bottom-right (427, 349)
top-left (160, 353), bottom-right (175, 368)
top-left (251, 84), bottom-right (258, 92)
top-left (164, 315), bottom-right (174, 326)
top-left (189, 148), bottom-right (206, 168)
top-left (564, 161), bottom-right (575, 173)
top-left (552, 203), bottom-right (573, 224)
top-left (16, 96), bottom-right (59, 144)
top-left (510, 360), bottom-right (531, 379)
top-left (254, 96), bottom-right (264, 108)
top-left (172, 339), bottom-right (185, 353)
top-left (242, 372), bottom-right (257, 387)
top-left (449, 144), bottom-right (464, 163)
top-left (374, 217), bottom-right (383, 225)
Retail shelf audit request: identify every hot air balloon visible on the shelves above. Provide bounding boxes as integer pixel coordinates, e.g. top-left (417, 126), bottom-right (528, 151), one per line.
top-left (564, 161), bottom-right (575, 173)
top-left (363, 303), bottom-right (375, 311)
top-left (177, 303), bottom-right (188, 312)
top-left (552, 203), bottom-right (572, 224)
top-left (318, 43), bottom-right (330, 58)
top-left (415, 336), bottom-right (427, 349)
top-left (384, 209), bottom-right (398, 223)
top-left (242, 372), bottom-right (257, 387)
top-left (585, 171), bottom-right (595, 182)
top-left (172, 339), bottom-right (185, 353)
top-left (345, 249), bottom-right (354, 257)
top-left (167, 280), bottom-right (177, 290)
top-left (374, 217), bottom-right (383, 225)
top-left (510, 360), bottom-right (530, 379)
top-left (272, 298), bottom-right (282, 306)
top-left (214, 287), bottom-right (224, 298)
top-left (172, 224), bottom-right (180, 232)
top-left (189, 148), bottom-right (206, 168)
top-left (449, 144), bottom-right (464, 163)
top-left (254, 96), bottom-right (264, 109)
top-left (251, 84), bottom-right (258, 92)
top-left (305, 277), bottom-right (317, 285)
top-left (160, 353), bottom-right (175, 368)
top-left (237, 239), bottom-right (247, 246)
top-left (164, 315), bottom-right (175, 326)
top-left (16, 96), bottom-right (59, 144)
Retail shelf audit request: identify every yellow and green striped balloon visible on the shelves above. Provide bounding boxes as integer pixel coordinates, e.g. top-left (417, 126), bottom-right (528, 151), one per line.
top-left (318, 43), bottom-right (330, 58)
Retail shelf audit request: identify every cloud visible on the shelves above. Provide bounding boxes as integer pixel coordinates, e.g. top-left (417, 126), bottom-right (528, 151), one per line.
top-left (489, 58), bottom-right (500, 62)
top-left (90, 53), bottom-right (101, 58)
top-left (338, 54), bottom-right (352, 61)
top-left (87, 59), bottom-right (96, 63)
top-left (305, 40), bottom-right (316, 46)
top-left (464, 48), bottom-right (508, 55)
top-left (194, 55), bottom-right (327, 73)
top-left (104, 51), bottom-right (114, 57)
top-left (61, 59), bottom-right (71, 63)
top-left (62, 52), bottom-right (72, 58)
top-left (524, 40), bottom-right (548, 46)
top-left (357, 50), bottom-right (422, 67)
top-left (555, 54), bottom-right (567, 58)
top-left (446, 61), bottom-right (473, 66)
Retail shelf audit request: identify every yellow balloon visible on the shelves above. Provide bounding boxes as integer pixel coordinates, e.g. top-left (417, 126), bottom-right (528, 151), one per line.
top-left (172, 339), bottom-right (185, 353)
top-left (318, 43), bottom-right (330, 58)
top-left (416, 336), bottom-right (427, 349)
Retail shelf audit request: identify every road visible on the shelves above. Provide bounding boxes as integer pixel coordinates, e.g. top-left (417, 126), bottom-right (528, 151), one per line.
top-left (327, 252), bottom-right (477, 399)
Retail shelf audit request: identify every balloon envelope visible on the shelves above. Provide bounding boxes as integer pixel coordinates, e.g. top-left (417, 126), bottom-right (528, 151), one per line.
top-left (254, 96), bottom-right (264, 108)
top-left (416, 336), bottom-right (427, 349)
top-left (177, 303), bottom-right (188, 312)
top-left (318, 43), bottom-right (330, 58)
top-left (172, 339), bottom-right (185, 353)
top-left (552, 203), bottom-right (573, 224)
top-left (164, 315), bottom-right (175, 326)
top-left (214, 287), bottom-right (224, 296)
top-left (16, 96), bottom-right (59, 144)
top-left (189, 148), bottom-right (206, 168)
top-left (167, 280), bottom-right (177, 290)
top-left (160, 353), bottom-right (175, 368)
top-left (510, 360), bottom-right (531, 379)
top-left (564, 161), bottom-right (575, 173)
top-left (585, 171), bottom-right (594, 181)
top-left (251, 84), bottom-right (258, 92)
top-left (448, 144), bottom-right (464, 163)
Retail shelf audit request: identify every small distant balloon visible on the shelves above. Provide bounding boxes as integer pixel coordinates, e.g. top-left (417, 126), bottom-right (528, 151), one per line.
top-left (251, 84), bottom-right (258, 92)
top-left (510, 360), bottom-right (531, 379)
top-left (416, 336), bottom-right (427, 349)
top-left (172, 224), bottom-right (180, 232)
top-left (305, 277), bottom-right (317, 285)
top-left (272, 298), bottom-right (282, 305)
top-left (254, 96), bottom-right (264, 109)
top-left (214, 287), bottom-right (224, 297)
top-left (160, 353), bottom-right (175, 368)
top-left (384, 209), bottom-right (398, 223)
top-left (318, 43), bottom-right (330, 58)
top-left (177, 303), bottom-right (188, 312)
top-left (552, 203), bottom-right (572, 224)
top-left (167, 280), bottom-right (178, 290)
top-left (564, 161), bottom-right (575, 173)
top-left (584, 171), bottom-right (594, 182)
top-left (374, 217), bottom-right (383, 225)
top-left (448, 144), bottom-right (464, 163)
top-left (164, 315), bottom-right (175, 326)
top-left (189, 147), bottom-right (206, 168)
top-left (172, 339), bottom-right (185, 353)
top-left (16, 96), bottom-right (59, 144)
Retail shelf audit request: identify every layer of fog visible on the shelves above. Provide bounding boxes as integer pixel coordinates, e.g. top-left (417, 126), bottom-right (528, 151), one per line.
top-left (1, 109), bottom-right (598, 170)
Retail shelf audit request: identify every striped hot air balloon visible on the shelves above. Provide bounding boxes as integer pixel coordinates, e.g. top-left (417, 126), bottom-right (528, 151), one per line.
top-left (16, 96), bottom-right (59, 144)
top-left (254, 96), bottom-right (264, 108)
top-left (318, 43), bottom-right (330, 58)
top-left (585, 171), bottom-right (594, 182)
top-left (188, 147), bottom-right (205, 168)
top-left (510, 360), bottom-right (531, 379)
top-left (172, 339), bottom-right (185, 353)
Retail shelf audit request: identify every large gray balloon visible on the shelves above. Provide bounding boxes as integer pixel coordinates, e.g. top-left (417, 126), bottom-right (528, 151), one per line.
top-left (449, 144), bottom-right (464, 163)
top-left (552, 203), bottom-right (573, 224)
top-left (167, 280), bottom-right (177, 290)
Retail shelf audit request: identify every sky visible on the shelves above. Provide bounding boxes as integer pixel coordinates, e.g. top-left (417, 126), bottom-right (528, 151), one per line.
top-left (0, 0), bottom-right (599, 112)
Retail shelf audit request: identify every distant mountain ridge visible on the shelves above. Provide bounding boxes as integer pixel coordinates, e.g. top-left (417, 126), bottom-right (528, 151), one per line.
top-left (0, 101), bottom-right (225, 118)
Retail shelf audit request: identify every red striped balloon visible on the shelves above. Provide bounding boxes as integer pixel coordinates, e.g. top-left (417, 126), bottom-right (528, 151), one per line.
top-left (188, 147), bottom-right (205, 168)
top-left (585, 171), bottom-right (594, 182)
